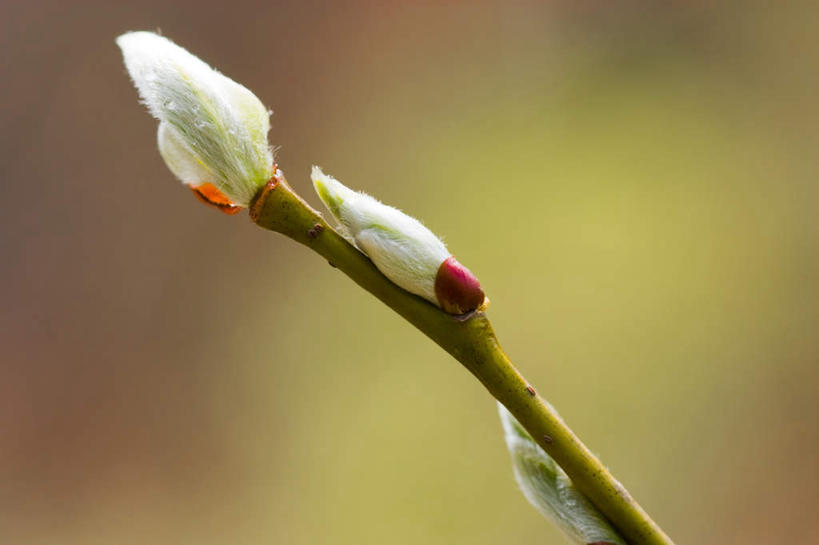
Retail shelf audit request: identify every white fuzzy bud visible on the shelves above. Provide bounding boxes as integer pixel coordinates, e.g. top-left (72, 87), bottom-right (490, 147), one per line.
top-left (312, 167), bottom-right (448, 305)
top-left (498, 404), bottom-right (626, 544)
top-left (311, 167), bottom-right (485, 314)
top-left (117, 31), bottom-right (273, 206)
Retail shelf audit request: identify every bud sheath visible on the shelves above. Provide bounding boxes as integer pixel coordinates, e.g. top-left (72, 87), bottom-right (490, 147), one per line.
top-left (434, 256), bottom-right (485, 315)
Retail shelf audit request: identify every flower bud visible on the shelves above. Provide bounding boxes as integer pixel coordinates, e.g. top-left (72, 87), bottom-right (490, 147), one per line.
top-left (498, 404), bottom-right (625, 544)
top-left (116, 31), bottom-right (274, 207)
top-left (311, 167), bottom-right (485, 314)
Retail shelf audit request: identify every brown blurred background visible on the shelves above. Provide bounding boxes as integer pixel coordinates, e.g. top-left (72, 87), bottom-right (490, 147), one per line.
top-left (2, 1), bottom-right (817, 543)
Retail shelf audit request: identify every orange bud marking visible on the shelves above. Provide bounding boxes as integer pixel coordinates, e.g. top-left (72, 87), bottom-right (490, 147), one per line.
top-left (190, 183), bottom-right (243, 215)
top-left (434, 256), bottom-right (485, 315)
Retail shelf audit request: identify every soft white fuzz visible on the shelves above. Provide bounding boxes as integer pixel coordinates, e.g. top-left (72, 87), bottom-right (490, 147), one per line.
top-left (311, 167), bottom-right (451, 305)
top-left (156, 121), bottom-right (213, 185)
top-left (117, 31), bottom-right (273, 205)
top-left (498, 404), bottom-right (626, 544)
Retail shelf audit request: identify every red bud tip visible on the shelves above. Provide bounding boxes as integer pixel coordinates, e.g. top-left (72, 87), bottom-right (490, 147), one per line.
top-left (434, 256), bottom-right (485, 315)
top-left (191, 183), bottom-right (243, 215)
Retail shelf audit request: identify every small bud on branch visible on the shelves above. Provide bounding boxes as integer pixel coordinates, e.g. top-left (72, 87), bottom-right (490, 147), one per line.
top-left (498, 404), bottom-right (626, 545)
top-left (311, 167), bottom-right (485, 314)
top-left (117, 31), bottom-right (274, 207)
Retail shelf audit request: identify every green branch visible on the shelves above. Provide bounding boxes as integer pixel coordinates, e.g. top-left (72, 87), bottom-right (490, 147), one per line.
top-left (249, 172), bottom-right (674, 545)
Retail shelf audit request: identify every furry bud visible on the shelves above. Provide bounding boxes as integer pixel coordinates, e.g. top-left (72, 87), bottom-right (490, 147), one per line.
top-left (498, 405), bottom-right (625, 544)
top-left (311, 167), bottom-right (485, 314)
top-left (117, 31), bottom-right (274, 207)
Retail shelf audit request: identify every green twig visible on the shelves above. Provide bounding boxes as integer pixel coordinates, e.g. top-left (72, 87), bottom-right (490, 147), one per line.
top-left (250, 171), bottom-right (674, 545)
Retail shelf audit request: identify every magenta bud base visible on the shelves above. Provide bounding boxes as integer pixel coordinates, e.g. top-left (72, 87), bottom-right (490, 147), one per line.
top-left (434, 256), bottom-right (485, 315)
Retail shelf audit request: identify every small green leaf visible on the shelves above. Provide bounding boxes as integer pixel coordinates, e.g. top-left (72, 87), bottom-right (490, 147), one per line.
top-left (498, 404), bottom-right (626, 545)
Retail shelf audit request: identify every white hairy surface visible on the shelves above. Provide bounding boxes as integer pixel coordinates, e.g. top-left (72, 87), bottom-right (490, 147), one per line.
top-left (498, 404), bottom-right (626, 545)
top-left (117, 31), bottom-right (273, 205)
top-left (311, 167), bottom-right (450, 305)
top-left (157, 122), bottom-right (214, 186)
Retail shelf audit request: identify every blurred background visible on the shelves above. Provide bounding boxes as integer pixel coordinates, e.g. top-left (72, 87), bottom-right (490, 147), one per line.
top-left (1, 1), bottom-right (817, 543)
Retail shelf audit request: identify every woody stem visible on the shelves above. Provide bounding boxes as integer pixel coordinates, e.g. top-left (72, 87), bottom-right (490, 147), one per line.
top-left (249, 172), bottom-right (674, 545)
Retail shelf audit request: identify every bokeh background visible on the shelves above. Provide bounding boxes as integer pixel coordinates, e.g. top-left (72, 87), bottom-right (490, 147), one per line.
top-left (2, 1), bottom-right (817, 543)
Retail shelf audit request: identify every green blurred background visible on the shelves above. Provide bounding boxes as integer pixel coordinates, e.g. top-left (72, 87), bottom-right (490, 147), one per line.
top-left (2, 1), bottom-right (817, 543)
